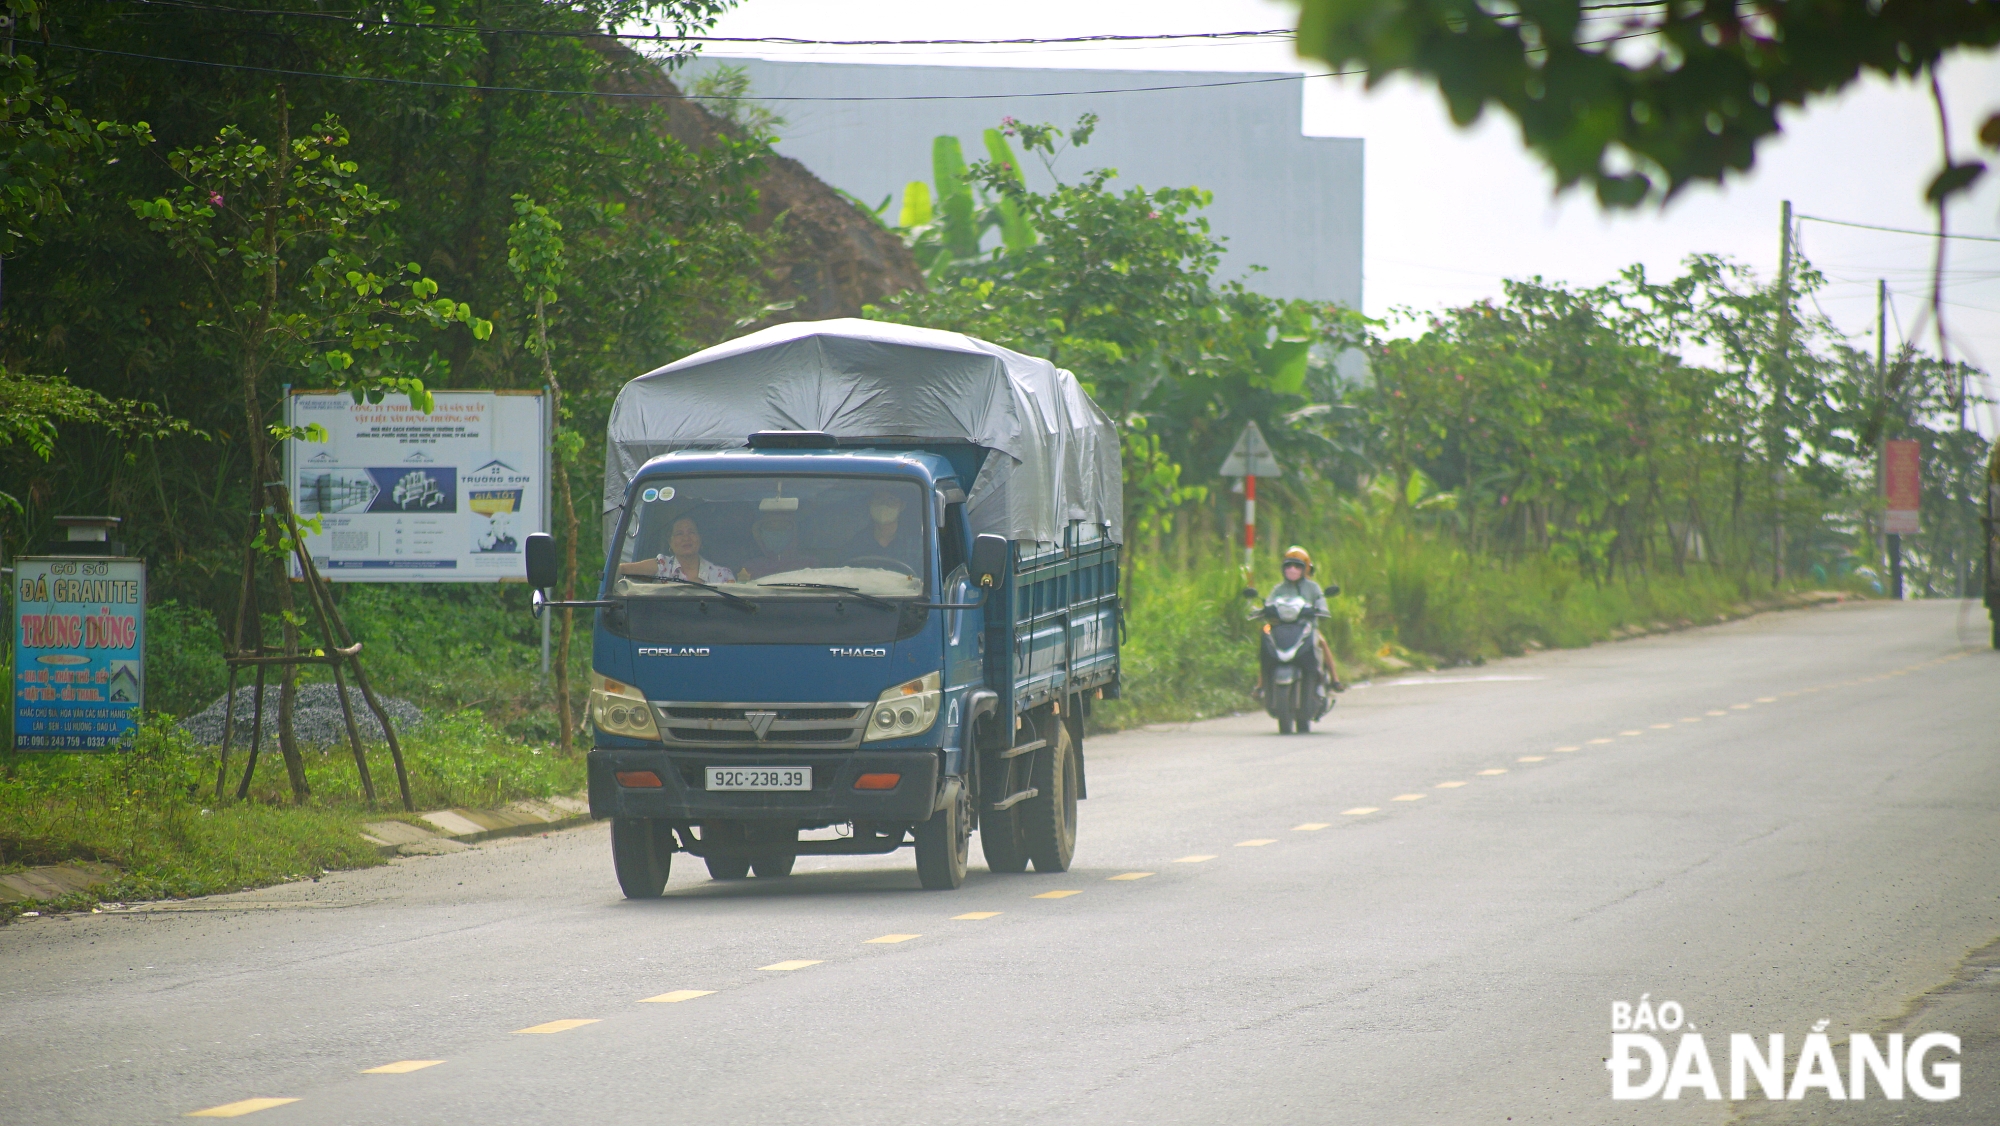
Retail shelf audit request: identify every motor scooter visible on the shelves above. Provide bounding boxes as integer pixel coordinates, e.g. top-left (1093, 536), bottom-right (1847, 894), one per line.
top-left (1245, 590), bottom-right (1331, 734)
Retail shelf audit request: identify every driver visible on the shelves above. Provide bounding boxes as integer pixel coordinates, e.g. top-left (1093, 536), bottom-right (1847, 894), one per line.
top-left (737, 512), bottom-right (819, 581)
top-left (618, 515), bottom-right (734, 584)
top-left (840, 486), bottom-right (920, 568)
top-left (1265, 546), bottom-right (1344, 693)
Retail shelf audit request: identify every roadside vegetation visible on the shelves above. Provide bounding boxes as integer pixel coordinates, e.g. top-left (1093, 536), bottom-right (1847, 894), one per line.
top-left (1, 1), bottom-right (1990, 910)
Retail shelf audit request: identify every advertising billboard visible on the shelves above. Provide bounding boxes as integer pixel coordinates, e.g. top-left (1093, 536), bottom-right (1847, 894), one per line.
top-left (11, 556), bottom-right (145, 752)
top-left (286, 390), bottom-right (548, 582)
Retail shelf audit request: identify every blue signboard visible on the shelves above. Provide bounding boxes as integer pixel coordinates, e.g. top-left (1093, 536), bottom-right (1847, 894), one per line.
top-left (11, 556), bottom-right (145, 752)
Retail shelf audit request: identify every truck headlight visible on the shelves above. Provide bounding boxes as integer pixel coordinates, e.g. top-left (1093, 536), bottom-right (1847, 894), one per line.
top-left (863, 671), bottom-right (941, 743)
top-left (590, 673), bottom-right (660, 741)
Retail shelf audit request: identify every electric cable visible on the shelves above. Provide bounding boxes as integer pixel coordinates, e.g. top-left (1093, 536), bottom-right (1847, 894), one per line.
top-left (116, 2), bottom-right (1301, 47)
top-left (40, 40), bottom-right (1357, 101)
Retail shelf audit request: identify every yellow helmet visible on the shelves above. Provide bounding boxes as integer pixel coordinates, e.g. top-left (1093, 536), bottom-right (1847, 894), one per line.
top-left (1281, 546), bottom-right (1314, 575)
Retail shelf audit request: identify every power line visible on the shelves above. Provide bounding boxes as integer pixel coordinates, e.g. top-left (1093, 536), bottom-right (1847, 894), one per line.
top-left (1798, 212), bottom-right (2000, 244)
top-left (44, 40), bottom-right (1351, 101)
top-left (120, 2), bottom-right (1299, 47)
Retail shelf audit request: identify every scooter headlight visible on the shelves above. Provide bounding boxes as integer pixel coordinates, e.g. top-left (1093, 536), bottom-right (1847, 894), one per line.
top-left (863, 672), bottom-right (941, 742)
top-left (590, 673), bottom-right (661, 741)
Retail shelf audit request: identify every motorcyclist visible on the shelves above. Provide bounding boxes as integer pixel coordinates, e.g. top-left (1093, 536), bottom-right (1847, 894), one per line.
top-left (1261, 546), bottom-right (1345, 697)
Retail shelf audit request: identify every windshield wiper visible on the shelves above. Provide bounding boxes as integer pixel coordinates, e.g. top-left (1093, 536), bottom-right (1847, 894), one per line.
top-left (653, 575), bottom-right (757, 612)
top-left (760, 581), bottom-right (896, 610)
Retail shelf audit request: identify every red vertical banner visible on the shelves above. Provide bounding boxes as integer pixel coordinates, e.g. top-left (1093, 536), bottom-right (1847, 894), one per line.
top-left (1244, 473), bottom-right (1257, 572)
top-left (1884, 439), bottom-right (1921, 535)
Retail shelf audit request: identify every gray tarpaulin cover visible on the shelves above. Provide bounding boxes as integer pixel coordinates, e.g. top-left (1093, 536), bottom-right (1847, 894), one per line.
top-left (601, 319), bottom-right (1123, 545)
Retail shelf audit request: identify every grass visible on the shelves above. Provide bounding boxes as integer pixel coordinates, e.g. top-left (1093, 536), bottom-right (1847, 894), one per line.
top-left (0, 711), bottom-right (586, 919)
top-left (1090, 532), bottom-right (1866, 731)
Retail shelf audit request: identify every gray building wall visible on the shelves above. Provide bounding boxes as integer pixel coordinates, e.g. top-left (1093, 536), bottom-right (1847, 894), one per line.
top-left (681, 58), bottom-right (1363, 309)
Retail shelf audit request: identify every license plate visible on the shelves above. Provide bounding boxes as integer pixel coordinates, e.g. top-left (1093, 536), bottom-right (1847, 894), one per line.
top-left (706, 766), bottom-right (811, 791)
top-left (1273, 667), bottom-right (1296, 684)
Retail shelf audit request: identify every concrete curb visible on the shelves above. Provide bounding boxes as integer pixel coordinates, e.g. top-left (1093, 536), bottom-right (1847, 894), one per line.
top-left (359, 795), bottom-right (593, 857)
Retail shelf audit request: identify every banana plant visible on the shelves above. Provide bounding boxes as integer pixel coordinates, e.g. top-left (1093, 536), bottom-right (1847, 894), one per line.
top-left (892, 128), bottom-right (1039, 281)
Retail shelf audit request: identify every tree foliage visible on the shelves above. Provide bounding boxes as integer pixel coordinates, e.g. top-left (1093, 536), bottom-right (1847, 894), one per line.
top-left (871, 118), bottom-right (1367, 540)
top-left (1295, 0), bottom-right (2000, 206)
top-left (3, 0), bottom-right (768, 618)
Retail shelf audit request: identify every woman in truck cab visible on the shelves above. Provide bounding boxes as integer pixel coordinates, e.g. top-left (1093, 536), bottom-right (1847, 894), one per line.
top-left (618, 515), bottom-right (735, 584)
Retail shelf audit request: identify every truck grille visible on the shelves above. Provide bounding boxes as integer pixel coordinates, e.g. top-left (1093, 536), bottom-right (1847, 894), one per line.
top-left (651, 701), bottom-right (872, 750)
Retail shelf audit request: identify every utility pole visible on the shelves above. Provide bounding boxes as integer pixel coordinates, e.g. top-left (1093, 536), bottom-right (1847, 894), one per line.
top-left (1771, 200), bottom-right (1793, 586)
top-left (1879, 279), bottom-right (1902, 599)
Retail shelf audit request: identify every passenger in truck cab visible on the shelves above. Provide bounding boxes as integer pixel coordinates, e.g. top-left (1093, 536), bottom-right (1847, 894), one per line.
top-left (841, 486), bottom-right (921, 571)
top-left (617, 514), bottom-right (735, 584)
top-left (736, 511), bottom-right (820, 580)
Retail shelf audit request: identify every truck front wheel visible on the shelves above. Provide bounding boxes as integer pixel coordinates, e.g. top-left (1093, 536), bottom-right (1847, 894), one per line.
top-left (914, 780), bottom-right (970, 889)
top-left (610, 817), bottom-right (672, 899)
top-left (1023, 721), bottom-right (1078, 872)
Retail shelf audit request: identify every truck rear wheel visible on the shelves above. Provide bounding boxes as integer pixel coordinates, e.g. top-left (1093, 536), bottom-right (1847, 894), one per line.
top-left (914, 780), bottom-right (970, 889)
top-left (1023, 721), bottom-right (1078, 872)
top-left (980, 806), bottom-right (1030, 873)
top-left (610, 817), bottom-right (672, 899)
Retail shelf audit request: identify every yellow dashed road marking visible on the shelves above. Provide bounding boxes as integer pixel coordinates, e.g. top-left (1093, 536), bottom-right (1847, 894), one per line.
top-left (1588, 738), bottom-right (1614, 745)
top-left (1706, 710), bottom-right (1728, 716)
top-left (361, 1060), bottom-right (443, 1074)
top-left (1681, 717), bottom-right (1701, 722)
top-left (186, 1098), bottom-right (299, 1118)
top-left (1340, 807), bottom-right (1379, 816)
top-left (1435, 781), bottom-right (1466, 789)
top-left (1236, 838), bottom-right (1278, 846)
top-left (954, 911), bottom-right (1001, 919)
top-left (1518, 756), bottom-right (1546, 763)
top-left (758, 961), bottom-right (822, 972)
top-left (1730, 703), bottom-right (1752, 709)
top-left (1392, 793), bottom-right (1426, 802)
top-left (641, 990), bottom-right (714, 1003)
top-left (1649, 723), bottom-right (1674, 730)
top-left (1107, 872), bottom-right (1154, 881)
top-left (1478, 769), bottom-right (1508, 776)
top-left (865, 934), bottom-right (921, 944)
top-left (1032, 890), bottom-right (1082, 899)
top-left (513, 1020), bottom-right (600, 1034)
top-left (1756, 696), bottom-right (1778, 702)
top-left (1173, 854), bottom-right (1217, 862)
top-left (1554, 745), bottom-right (1581, 752)
top-left (1293, 823), bottom-right (1331, 830)
top-left (1619, 730), bottom-right (1643, 736)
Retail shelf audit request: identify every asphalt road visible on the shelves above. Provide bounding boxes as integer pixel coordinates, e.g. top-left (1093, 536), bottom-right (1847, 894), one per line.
top-left (4, 599), bottom-right (1996, 1125)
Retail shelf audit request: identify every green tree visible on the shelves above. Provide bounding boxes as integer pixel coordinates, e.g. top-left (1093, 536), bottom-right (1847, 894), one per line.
top-left (1295, 0), bottom-right (2000, 207)
top-left (505, 193), bottom-right (579, 754)
top-left (128, 108), bottom-right (490, 802)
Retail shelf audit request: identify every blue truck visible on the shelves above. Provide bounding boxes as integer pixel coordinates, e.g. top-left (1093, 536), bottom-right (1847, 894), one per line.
top-left (526, 320), bottom-right (1124, 895)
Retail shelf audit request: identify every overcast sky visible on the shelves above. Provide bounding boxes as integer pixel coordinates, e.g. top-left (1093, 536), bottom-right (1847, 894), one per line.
top-left (687, 0), bottom-right (2000, 430)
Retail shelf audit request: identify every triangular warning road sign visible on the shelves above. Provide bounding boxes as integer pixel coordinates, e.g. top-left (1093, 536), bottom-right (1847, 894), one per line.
top-left (1219, 421), bottom-right (1281, 477)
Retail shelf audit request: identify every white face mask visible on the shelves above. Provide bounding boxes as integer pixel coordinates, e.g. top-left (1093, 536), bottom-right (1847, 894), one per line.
top-left (870, 503), bottom-right (899, 524)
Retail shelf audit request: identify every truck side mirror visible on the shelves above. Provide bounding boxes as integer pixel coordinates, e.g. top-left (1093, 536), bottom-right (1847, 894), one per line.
top-left (525, 532), bottom-right (559, 589)
top-left (969, 534), bottom-right (1009, 588)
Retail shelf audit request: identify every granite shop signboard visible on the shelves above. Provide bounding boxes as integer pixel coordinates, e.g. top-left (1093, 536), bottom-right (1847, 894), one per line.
top-left (286, 390), bottom-right (549, 582)
top-left (12, 557), bottom-right (146, 751)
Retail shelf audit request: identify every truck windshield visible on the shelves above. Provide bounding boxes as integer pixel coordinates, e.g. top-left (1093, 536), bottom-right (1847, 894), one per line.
top-left (613, 475), bottom-right (929, 601)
